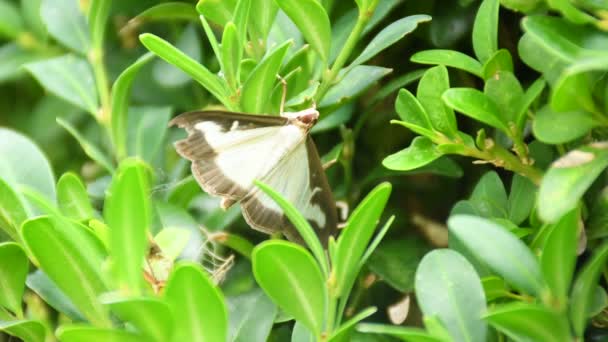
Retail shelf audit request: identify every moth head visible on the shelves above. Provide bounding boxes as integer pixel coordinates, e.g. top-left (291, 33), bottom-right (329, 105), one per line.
top-left (286, 107), bottom-right (319, 130)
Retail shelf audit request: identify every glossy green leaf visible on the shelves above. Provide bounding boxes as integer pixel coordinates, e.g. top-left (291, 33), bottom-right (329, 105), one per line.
top-left (227, 289), bottom-right (277, 342)
top-left (0, 243), bottom-right (27, 316)
top-left (0, 128), bottom-right (55, 205)
top-left (383, 137), bottom-right (442, 171)
top-left (517, 33), bottom-right (569, 86)
top-left (126, 106), bottom-right (171, 162)
top-left (252, 241), bottom-right (326, 337)
top-left (533, 106), bottom-right (597, 144)
top-left (333, 182), bottom-right (391, 297)
top-left (415, 249), bottom-right (487, 342)
top-left (127, 2), bottom-right (198, 25)
top-left (57, 172), bottom-right (95, 221)
top-left (472, 0), bottom-right (499, 63)
top-left (417, 65), bottom-right (458, 137)
top-left (482, 49), bottom-right (513, 79)
top-left (0, 0), bottom-right (23, 39)
top-left (366, 237), bottom-right (429, 292)
top-left (153, 25), bottom-right (201, 88)
top-left (514, 78), bottom-right (546, 131)
top-left (241, 41), bottom-right (290, 113)
top-left (154, 227), bottom-right (191, 261)
top-left (0, 178), bottom-right (28, 241)
top-left (21, 217), bottom-right (109, 326)
top-left (411, 50), bottom-right (483, 77)
top-left (56, 118), bottom-right (114, 173)
top-left (103, 296), bottom-right (173, 342)
top-left (320, 66), bottom-right (391, 108)
top-left (448, 215), bottom-right (544, 295)
top-left (40, 0), bottom-right (89, 54)
top-left (139, 33), bottom-right (231, 109)
top-left (104, 158), bottom-right (151, 295)
top-left (254, 180), bottom-right (326, 276)
top-left (443, 88), bottom-right (508, 132)
top-left (165, 263), bottom-right (228, 342)
top-left (357, 323), bottom-right (443, 342)
top-left (0, 44), bottom-right (46, 83)
top-left (57, 325), bottom-right (144, 342)
top-left (88, 0), bottom-right (110, 50)
top-left (483, 71), bottom-right (523, 124)
top-left (24, 55), bottom-right (98, 116)
top-left (469, 171), bottom-right (508, 219)
top-left (232, 0), bottom-right (250, 50)
top-left (111, 52), bottom-right (155, 159)
top-left (588, 188), bottom-right (608, 240)
top-left (507, 174), bottom-right (536, 225)
top-left (482, 276), bottom-right (510, 301)
top-left (540, 209), bottom-right (579, 309)
top-left (196, 0), bottom-right (236, 25)
top-left (20, 0), bottom-right (46, 40)
top-left (350, 15), bottom-right (431, 67)
top-left (248, 0), bottom-right (277, 41)
top-left (570, 243), bottom-right (608, 337)
top-left (0, 320), bottom-right (46, 342)
top-left (328, 307), bottom-right (377, 342)
top-left (485, 303), bottom-right (571, 342)
top-left (26, 270), bottom-right (85, 321)
top-left (539, 143), bottom-right (608, 222)
top-left (275, 0), bottom-right (330, 61)
top-left (588, 286), bottom-right (608, 318)
top-left (393, 89), bottom-right (435, 138)
top-left (221, 22), bottom-right (240, 90)
top-left (551, 56), bottom-right (608, 114)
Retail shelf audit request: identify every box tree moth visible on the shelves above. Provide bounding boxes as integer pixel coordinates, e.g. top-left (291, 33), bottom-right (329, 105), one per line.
top-left (169, 107), bottom-right (338, 245)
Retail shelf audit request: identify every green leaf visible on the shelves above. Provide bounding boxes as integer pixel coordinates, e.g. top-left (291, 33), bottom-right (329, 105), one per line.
top-left (248, 0), bottom-right (277, 41)
top-left (442, 88), bottom-right (508, 132)
top-left (588, 286), bottom-right (608, 318)
top-left (366, 237), bottom-right (429, 292)
top-left (111, 52), bottom-right (155, 159)
top-left (551, 56), bottom-right (608, 114)
top-left (320, 66), bottom-right (391, 108)
top-left (232, 0), bottom-right (251, 50)
top-left (411, 50), bottom-right (483, 78)
top-left (254, 180), bottom-right (327, 276)
top-left (393, 89), bottom-right (435, 138)
top-left (0, 320), bottom-right (46, 342)
top-left (514, 78), bottom-right (546, 131)
top-left (0, 128), bottom-right (55, 205)
top-left (415, 249), bottom-right (487, 342)
top-left (103, 296), bottom-right (173, 342)
top-left (570, 243), bottom-right (608, 337)
top-left (126, 106), bottom-right (172, 162)
top-left (0, 243), bottom-right (28, 316)
top-left (482, 276), bottom-right (510, 301)
top-left (540, 209), bottom-right (578, 309)
top-left (165, 262), bottom-right (228, 342)
top-left (507, 174), bottom-right (536, 225)
top-left (57, 172), bottom-right (95, 221)
top-left (127, 2), bottom-right (198, 25)
top-left (56, 325), bottom-right (144, 342)
top-left (484, 303), bottom-right (571, 342)
top-left (483, 71), bottom-right (523, 124)
top-left (469, 171), bottom-right (508, 219)
top-left (417, 65), bottom-right (458, 137)
top-left (472, 0), bottom-right (499, 63)
top-left (139, 33), bottom-right (231, 109)
top-left (333, 182), bottom-right (391, 297)
top-left (0, 178), bottom-right (28, 241)
top-left (88, 0), bottom-right (111, 50)
top-left (241, 41), bottom-right (290, 113)
top-left (153, 25), bottom-right (202, 88)
top-left (482, 49), bottom-right (513, 79)
top-left (533, 106), bottom-right (597, 144)
top-left (383, 137), bottom-right (442, 171)
top-left (196, 0), bottom-right (236, 25)
top-left (357, 323), bottom-right (444, 342)
top-left (538, 143), bottom-right (608, 222)
top-left (370, 69), bottom-right (425, 106)
top-left (252, 240), bottom-right (326, 337)
top-left (0, 44), bottom-right (46, 83)
top-left (26, 270), bottom-right (85, 321)
top-left (21, 217), bottom-right (109, 326)
top-left (328, 307), bottom-right (377, 342)
top-left (21, 0), bottom-right (47, 40)
top-left (448, 215), bottom-right (544, 295)
top-left (275, 0), bottom-right (331, 61)
top-left (350, 15), bottom-right (431, 67)
top-left (221, 22), bottom-right (240, 90)
top-left (104, 158), bottom-right (151, 295)
top-left (0, 0), bottom-right (24, 39)
top-left (154, 227), bottom-right (191, 261)
top-left (56, 118), bottom-right (114, 173)
top-left (227, 289), bottom-right (277, 342)
top-left (24, 55), bottom-right (98, 116)
top-left (588, 188), bottom-right (608, 240)
top-left (40, 0), bottom-right (89, 54)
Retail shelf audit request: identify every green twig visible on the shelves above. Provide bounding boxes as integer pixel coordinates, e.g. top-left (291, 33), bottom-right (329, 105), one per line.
top-left (89, 47), bottom-right (112, 125)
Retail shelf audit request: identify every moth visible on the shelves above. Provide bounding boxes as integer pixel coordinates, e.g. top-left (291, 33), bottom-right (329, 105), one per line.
top-left (169, 107), bottom-right (338, 245)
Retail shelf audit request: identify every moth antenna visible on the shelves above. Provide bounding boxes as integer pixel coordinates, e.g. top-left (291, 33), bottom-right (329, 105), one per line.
top-left (276, 74), bottom-right (288, 115)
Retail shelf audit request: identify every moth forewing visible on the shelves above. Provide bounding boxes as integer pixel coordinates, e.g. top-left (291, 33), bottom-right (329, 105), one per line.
top-left (170, 110), bottom-right (338, 245)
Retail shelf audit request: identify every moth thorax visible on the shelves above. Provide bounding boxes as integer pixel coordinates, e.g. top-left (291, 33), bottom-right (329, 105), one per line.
top-left (284, 108), bottom-right (319, 129)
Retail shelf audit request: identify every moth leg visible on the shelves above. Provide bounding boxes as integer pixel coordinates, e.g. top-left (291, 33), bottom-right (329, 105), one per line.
top-left (276, 74), bottom-right (288, 115)
top-left (220, 197), bottom-right (237, 210)
top-left (322, 158), bottom-right (338, 170)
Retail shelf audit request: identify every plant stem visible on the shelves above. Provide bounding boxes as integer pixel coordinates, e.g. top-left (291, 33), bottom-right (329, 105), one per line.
top-left (324, 296), bottom-right (338, 339)
top-left (314, 0), bottom-right (379, 109)
top-left (89, 47), bottom-right (112, 125)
